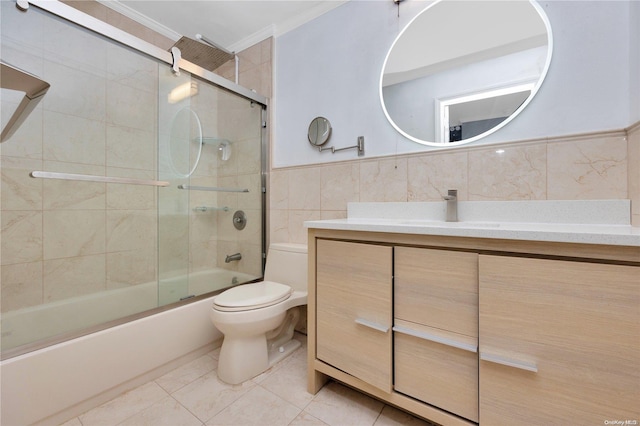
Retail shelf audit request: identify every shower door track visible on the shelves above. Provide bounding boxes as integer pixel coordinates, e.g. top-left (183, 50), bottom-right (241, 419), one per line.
top-left (20, 0), bottom-right (267, 107)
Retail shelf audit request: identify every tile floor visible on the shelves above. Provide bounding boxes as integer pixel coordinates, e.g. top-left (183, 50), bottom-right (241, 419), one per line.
top-left (60, 334), bottom-right (435, 426)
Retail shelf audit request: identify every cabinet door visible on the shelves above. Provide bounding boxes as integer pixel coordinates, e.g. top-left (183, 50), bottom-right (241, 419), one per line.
top-left (316, 239), bottom-right (393, 393)
top-left (395, 247), bottom-right (478, 338)
top-left (479, 255), bottom-right (640, 424)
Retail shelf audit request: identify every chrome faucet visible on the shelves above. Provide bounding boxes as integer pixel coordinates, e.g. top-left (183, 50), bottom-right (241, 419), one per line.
top-left (225, 253), bottom-right (242, 263)
top-left (443, 189), bottom-right (458, 222)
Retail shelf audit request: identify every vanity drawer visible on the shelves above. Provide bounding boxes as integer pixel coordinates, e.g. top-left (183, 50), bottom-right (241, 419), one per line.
top-left (394, 320), bottom-right (479, 422)
top-left (395, 247), bottom-right (478, 337)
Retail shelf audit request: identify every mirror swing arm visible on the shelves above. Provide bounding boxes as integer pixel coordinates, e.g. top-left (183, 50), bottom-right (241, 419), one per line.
top-left (307, 116), bottom-right (365, 157)
top-left (318, 136), bottom-right (365, 156)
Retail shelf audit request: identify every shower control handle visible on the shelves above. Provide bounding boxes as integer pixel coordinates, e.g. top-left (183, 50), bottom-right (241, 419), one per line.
top-left (233, 210), bottom-right (247, 230)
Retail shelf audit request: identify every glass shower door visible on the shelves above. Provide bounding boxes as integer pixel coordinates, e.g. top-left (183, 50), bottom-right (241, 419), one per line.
top-left (157, 69), bottom-right (265, 306)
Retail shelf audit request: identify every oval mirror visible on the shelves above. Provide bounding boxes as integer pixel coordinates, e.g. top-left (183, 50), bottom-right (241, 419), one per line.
top-left (308, 116), bottom-right (332, 147)
top-left (380, 0), bottom-right (552, 146)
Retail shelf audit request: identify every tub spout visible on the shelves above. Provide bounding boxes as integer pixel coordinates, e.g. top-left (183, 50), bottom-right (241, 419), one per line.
top-left (225, 253), bottom-right (242, 263)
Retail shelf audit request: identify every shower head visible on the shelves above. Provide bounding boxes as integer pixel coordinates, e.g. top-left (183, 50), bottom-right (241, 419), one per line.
top-left (170, 36), bottom-right (234, 72)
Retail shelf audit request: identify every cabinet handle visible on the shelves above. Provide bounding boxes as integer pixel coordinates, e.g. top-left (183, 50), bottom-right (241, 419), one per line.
top-left (480, 352), bottom-right (538, 373)
top-left (393, 325), bottom-right (477, 353)
top-left (355, 318), bottom-right (389, 333)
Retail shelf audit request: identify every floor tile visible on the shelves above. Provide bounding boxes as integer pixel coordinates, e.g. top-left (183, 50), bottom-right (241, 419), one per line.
top-left (374, 405), bottom-right (437, 426)
top-left (289, 411), bottom-right (330, 426)
top-left (304, 381), bottom-right (385, 426)
top-left (172, 370), bottom-right (256, 423)
top-left (258, 344), bottom-right (314, 410)
top-left (207, 386), bottom-right (301, 426)
top-left (78, 382), bottom-right (168, 426)
top-left (155, 354), bottom-right (217, 394)
top-left (118, 396), bottom-right (203, 426)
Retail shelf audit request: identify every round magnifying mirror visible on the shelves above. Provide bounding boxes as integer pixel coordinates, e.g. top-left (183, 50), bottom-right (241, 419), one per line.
top-left (308, 116), bottom-right (332, 147)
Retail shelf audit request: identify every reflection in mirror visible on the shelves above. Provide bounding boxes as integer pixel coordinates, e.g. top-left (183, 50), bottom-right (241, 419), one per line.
top-left (380, 0), bottom-right (552, 146)
top-left (308, 116), bottom-right (332, 146)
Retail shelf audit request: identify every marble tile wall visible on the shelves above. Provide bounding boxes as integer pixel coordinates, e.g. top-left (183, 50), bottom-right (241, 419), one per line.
top-left (0, 1), bottom-right (159, 313)
top-left (1, 1), bottom-right (271, 315)
top-left (270, 129), bottom-right (639, 244)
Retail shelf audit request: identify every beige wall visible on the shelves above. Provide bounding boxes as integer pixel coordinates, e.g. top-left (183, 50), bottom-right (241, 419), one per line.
top-left (270, 128), bottom-right (640, 245)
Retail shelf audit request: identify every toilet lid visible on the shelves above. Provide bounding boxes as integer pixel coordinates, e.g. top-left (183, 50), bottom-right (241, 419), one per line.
top-left (213, 281), bottom-right (292, 312)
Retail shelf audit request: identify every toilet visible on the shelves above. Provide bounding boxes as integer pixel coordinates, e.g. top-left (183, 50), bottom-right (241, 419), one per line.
top-left (210, 243), bottom-right (307, 384)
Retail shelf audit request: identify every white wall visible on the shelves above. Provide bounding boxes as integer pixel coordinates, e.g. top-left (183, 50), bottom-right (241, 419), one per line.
top-left (274, 0), bottom-right (635, 168)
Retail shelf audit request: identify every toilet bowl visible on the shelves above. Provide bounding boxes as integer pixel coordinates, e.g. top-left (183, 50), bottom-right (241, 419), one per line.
top-left (210, 243), bottom-right (307, 384)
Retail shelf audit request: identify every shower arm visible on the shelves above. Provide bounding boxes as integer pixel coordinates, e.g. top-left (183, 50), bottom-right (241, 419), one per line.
top-left (1, 62), bottom-right (50, 142)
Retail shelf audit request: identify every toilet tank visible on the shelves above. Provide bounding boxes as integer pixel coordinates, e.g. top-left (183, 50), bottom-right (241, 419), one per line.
top-left (264, 243), bottom-right (308, 292)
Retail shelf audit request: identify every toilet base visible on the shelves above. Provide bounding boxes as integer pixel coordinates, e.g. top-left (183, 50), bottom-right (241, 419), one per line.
top-left (216, 336), bottom-right (301, 385)
top-left (267, 338), bottom-right (301, 367)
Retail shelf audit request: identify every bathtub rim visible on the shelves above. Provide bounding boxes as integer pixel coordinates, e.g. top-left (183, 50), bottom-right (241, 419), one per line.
top-left (1, 275), bottom-right (262, 361)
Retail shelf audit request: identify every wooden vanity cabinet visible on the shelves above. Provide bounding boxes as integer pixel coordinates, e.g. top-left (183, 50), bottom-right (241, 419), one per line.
top-left (315, 239), bottom-right (393, 393)
top-left (394, 247), bottom-right (479, 422)
top-left (308, 228), bottom-right (639, 426)
top-left (479, 255), bottom-right (640, 424)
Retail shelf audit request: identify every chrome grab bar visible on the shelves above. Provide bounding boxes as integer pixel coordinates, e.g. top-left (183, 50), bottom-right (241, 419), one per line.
top-left (178, 184), bottom-right (249, 193)
top-left (30, 171), bottom-right (170, 187)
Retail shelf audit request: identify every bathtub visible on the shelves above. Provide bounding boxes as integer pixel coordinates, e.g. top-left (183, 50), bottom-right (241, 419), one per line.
top-left (0, 268), bottom-right (259, 426)
top-left (1, 268), bottom-right (257, 351)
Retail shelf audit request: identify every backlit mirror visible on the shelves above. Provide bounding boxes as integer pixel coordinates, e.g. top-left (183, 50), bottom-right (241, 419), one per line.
top-left (380, 0), bottom-right (552, 146)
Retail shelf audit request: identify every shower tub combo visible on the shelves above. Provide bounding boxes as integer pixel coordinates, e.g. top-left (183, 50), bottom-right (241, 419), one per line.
top-left (0, 1), bottom-right (267, 424)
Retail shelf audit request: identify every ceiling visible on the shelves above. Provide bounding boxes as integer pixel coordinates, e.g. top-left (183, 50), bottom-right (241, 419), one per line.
top-left (101, 0), bottom-right (348, 53)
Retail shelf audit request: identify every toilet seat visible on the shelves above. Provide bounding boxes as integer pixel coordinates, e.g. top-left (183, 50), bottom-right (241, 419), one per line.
top-left (213, 281), bottom-right (292, 312)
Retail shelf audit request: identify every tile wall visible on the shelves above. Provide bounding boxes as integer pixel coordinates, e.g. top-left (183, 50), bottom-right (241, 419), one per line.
top-left (1, 1), bottom-right (272, 317)
top-left (270, 128), bottom-right (640, 244)
top-left (1, 2), bottom-right (159, 313)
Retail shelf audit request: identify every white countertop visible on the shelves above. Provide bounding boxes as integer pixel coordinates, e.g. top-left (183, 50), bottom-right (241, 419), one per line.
top-left (304, 201), bottom-right (640, 247)
top-left (305, 217), bottom-right (640, 246)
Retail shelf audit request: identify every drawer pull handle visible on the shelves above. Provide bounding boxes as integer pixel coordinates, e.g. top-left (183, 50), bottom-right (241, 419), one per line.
top-left (355, 318), bottom-right (389, 333)
top-left (480, 352), bottom-right (538, 373)
top-left (393, 325), bottom-right (477, 353)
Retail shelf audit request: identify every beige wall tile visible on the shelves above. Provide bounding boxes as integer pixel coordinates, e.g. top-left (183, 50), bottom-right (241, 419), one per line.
top-left (289, 210), bottom-right (321, 245)
top-left (44, 210), bottom-right (105, 259)
top-left (0, 103), bottom-right (43, 159)
top-left (43, 111), bottom-right (106, 165)
top-left (42, 162), bottom-right (106, 210)
top-left (106, 168), bottom-right (156, 210)
top-left (106, 125), bottom-right (156, 171)
top-left (547, 135), bottom-right (627, 200)
top-left (270, 170), bottom-right (289, 210)
top-left (468, 144), bottom-right (546, 200)
top-left (289, 167), bottom-right (321, 210)
top-left (107, 248), bottom-right (156, 289)
top-left (43, 254), bottom-right (106, 302)
top-left (627, 126), bottom-right (640, 226)
top-left (269, 209), bottom-right (290, 244)
top-left (1, 157), bottom-right (42, 210)
top-left (408, 151), bottom-right (468, 201)
top-left (359, 158), bottom-right (408, 202)
top-left (1, 211), bottom-right (43, 265)
top-left (106, 210), bottom-right (156, 253)
top-left (106, 81), bottom-right (157, 131)
top-left (321, 163), bottom-right (360, 210)
top-left (43, 59), bottom-right (106, 121)
top-left (1, 261), bottom-right (43, 312)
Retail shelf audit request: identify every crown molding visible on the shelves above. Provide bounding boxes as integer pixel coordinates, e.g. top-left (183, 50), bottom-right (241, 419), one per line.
top-left (96, 0), bottom-right (181, 42)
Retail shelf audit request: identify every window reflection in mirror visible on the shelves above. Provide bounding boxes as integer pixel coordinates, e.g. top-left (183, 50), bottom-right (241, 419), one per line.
top-left (380, 0), bottom-right (552, 146)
